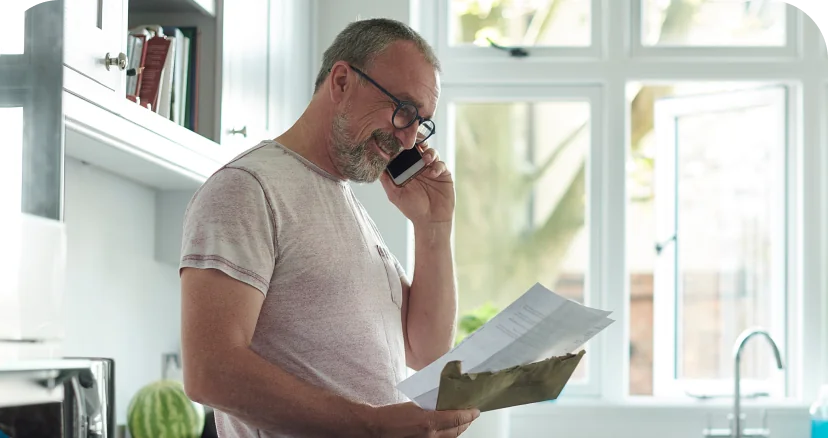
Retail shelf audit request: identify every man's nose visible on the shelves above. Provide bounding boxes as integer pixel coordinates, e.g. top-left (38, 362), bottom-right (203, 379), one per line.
top-left (395, 123), bottom-right (419, 150)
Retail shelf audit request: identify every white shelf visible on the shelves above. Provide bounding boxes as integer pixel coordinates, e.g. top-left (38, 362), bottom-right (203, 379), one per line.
top-left (0, 359), bottom-right (91, 408)
top-left (128, 0), bottom-right (216, 17)
top-left (62, 67), bottom-right (236, 191)
top-left (0, 378), bottom-right (64, 407)
top-left (0, 358), bottom-right (92, 373)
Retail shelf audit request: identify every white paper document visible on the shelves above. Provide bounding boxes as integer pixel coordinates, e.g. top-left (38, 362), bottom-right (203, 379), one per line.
top-left (396, 283), bottom-right (615, 410)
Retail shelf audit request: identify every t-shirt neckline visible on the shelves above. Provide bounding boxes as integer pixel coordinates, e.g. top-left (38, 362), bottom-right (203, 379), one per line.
top-left (262, 139), bottom-right (348, 186)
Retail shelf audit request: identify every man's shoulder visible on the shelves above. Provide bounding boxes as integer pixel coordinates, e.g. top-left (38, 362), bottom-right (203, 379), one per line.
top-left (223, 140), bottom-right (338, 187)
top-left (202, 140), bottom-right (341, 205)
top-left (224, 140), bottom-right (297, 177)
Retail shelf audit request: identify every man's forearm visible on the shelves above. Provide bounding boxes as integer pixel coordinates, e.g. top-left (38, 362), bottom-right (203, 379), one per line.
top-left (185, 346), bottom-right (371, 437)
top-left (406, 221), bottom-right (457, 367)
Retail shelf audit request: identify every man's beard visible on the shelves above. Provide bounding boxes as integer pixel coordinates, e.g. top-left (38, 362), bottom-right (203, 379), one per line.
top-left (331, 111), bottom-right (402, 183)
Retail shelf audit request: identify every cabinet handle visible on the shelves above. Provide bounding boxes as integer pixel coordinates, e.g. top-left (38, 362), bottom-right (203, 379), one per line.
top-left (228, 126), bottom-right (248, 137)
top-left (104, 52), bottom-right (128, 71)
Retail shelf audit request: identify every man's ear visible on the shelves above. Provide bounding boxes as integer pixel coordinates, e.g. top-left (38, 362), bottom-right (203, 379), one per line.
top-left (328, 62), bottom-right (351, 105)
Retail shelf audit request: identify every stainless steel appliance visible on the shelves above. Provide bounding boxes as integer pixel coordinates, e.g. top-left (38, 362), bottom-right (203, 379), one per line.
top-left (0, 358), bottom-right (97, 438)
top-left (63, 358), bottom-right (116, 438)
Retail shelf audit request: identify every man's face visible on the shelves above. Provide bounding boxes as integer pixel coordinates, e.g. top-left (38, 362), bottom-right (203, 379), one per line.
top-left (330, 106), bottom-right (400, 183)
top-left (330, 42), bottom-right (440, 183)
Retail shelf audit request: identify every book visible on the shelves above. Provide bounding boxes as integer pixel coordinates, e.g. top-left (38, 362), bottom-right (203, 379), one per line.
top-left (125, 25), bottom-right (199, 131)
top-left (176, 27), bottom-right (200, 131)
top-left (137, 35), bottom-right (171, 112)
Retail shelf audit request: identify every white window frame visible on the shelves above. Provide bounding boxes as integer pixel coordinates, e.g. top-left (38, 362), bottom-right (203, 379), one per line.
top-left (0, 4), bottom-right (27, 56)
top-left (651, 86), bottom-right (791, 399)
top-left (433, 84), bottom-right (605, 397)
top-left (413, 0), bottom-right (828, 416)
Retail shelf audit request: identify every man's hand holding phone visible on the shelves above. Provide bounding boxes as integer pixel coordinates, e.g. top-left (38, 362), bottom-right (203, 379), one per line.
top-left (380, 143), bottom-right (455, 226)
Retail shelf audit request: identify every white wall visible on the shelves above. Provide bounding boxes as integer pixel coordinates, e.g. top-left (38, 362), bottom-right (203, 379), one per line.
top-left (62, 157), bottom-right (182, 425)
top-left (275, 0), bottom-right (315, 132)
top-left (312, 0), bottom-right (413, 69)
top-left (313, 0), bottom-right (416, 271)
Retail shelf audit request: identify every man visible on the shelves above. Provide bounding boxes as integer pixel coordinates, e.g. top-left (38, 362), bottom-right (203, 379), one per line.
top-left (178, 18), bottom-right (480, 437)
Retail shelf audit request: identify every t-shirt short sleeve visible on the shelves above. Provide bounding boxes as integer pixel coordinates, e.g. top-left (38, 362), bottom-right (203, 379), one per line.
top-left (179, 167), bottom-right (277, 295)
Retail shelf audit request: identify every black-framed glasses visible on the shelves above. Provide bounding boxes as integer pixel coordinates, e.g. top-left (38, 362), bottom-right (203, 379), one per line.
top-left (349, 64), bottom-right (435, 145)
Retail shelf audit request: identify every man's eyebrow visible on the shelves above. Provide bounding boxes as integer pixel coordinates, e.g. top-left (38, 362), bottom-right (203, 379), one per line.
top-left (397, 92), bottom-right (424, 109)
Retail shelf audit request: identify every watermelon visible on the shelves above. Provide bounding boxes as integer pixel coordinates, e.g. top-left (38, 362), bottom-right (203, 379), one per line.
top-left (127, 380), bottom-right (205, 438)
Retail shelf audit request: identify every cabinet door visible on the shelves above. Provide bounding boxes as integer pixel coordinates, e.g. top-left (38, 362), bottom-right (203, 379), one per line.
top-left (220, 0), bottom-right (271, 151)
top-left (64, 0), bottom-right (125, 93)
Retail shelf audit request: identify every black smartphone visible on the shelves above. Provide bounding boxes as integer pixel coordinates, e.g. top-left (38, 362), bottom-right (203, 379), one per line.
top-left (385, 147), bottom-right (427, 187)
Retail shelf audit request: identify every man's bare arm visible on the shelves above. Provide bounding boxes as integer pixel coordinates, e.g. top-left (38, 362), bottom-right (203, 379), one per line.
top-left (181, 267), bottom-right (479, 437)
top-left (402, 222), bottom-right (457, 371)
top-left (180, 267), bottom-right (371, 437)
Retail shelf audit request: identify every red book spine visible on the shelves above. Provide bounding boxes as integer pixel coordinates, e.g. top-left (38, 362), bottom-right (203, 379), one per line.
top-left (137, 37), bottom-right (171, 112)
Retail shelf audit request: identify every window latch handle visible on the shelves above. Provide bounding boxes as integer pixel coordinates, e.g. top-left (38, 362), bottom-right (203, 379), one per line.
top-left (486, 37), bottom-right (529, 58)
top-left (655, 235), bottom-right (677, 254)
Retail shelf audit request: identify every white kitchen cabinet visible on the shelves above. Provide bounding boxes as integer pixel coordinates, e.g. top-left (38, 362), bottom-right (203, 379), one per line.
top-left (4, 0), bottom-right (313, 251)
top-left (220, 0), bottom-right (274, 151)
top-left (57, 0), bottom-right (313, 189)
top-left (63, 0), bottom-right (126, 94)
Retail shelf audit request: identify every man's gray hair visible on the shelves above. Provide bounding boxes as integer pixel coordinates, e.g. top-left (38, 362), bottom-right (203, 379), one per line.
top-left (313, 18), bottom-right (440, 93)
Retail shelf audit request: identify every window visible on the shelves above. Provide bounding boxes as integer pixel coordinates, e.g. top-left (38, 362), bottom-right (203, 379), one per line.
top-left (0, 8), bottom-right (26, 55)
top-left (640, 0), bottom-right (787, 46)
top-left (422, 0), bottom-right (826, 414)
top-left (0, 107), bottom-right (24, 214)
top-left (630, 83), bottom-right (789, 397)
top-left (435, 0), bottom-right (601, 59)
top-left (443, 86), bottom-right (602, 395)
top-left (630, 0), bottom-right (799, 57)
top-left (450, 0), bottom-right (592, 47)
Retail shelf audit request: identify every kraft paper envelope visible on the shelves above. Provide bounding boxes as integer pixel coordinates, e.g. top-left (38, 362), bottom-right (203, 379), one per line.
top-left (435, 350), bottom-right (586, 412)
top-left (397, 283), bottom-right (614, 410)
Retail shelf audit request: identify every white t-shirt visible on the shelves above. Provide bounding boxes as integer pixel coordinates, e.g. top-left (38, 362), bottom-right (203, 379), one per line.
top-left (179, 140), bottom-right (409, 437)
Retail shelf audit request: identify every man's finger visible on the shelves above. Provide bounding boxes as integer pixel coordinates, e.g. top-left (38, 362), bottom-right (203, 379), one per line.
top-left (428, 161), bottom-right (448, 178)
top-left (431, 409), bottom-right (479, 430)
top-left (437, 422), bottom-right (472, 438)
top-left (421, 146), bottom-right (439, 164)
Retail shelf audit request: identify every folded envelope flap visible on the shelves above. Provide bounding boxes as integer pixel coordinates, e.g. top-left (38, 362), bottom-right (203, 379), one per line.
top-left (435, 350), bottom-right (586, 412)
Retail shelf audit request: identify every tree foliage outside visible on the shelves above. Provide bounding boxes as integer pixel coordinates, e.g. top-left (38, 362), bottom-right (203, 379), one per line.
top-left (454, 302), bottom-right (500, 346)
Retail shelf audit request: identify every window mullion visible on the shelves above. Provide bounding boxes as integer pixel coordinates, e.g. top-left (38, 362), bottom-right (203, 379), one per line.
top-left (797, 12), bottom-right (826, 404)
top-left (599, 0), bottom-right (631, 402)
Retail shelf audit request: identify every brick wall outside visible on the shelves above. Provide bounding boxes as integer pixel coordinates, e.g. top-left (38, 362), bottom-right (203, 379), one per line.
top-left (557, 270), bottom-right (773, 396)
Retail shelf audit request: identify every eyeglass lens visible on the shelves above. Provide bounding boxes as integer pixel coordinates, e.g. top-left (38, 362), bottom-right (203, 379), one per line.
top-left (393, 103), bottom-right (434, 144)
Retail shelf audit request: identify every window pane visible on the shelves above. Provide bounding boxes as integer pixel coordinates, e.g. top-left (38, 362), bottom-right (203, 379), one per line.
top-left (450, 0), bottom-right (591, 47)
top-left (673, 92), bottom-right (785, 383)
top-left (454, 100), bottom-right (591, 381)
top-left (627, 82), bottom-right (787, 396)
top-left (0, 107), bottom-right (24, 215)
top-left (641, 0), bottom-right (787, 46)
top-left (0, 8), bottom-right (26, 55)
